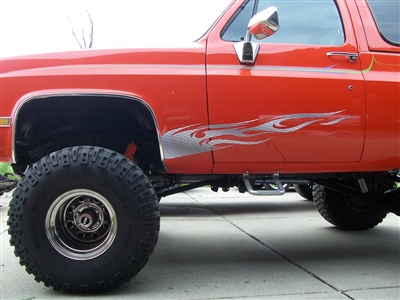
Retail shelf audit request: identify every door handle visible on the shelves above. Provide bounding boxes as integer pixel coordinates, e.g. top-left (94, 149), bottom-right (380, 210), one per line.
top-left (327, 52), bottom-right (358, 63)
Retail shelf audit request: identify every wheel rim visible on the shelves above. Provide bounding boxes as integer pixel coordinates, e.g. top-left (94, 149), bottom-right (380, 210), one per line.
top-left (345, 195), bottom-right (374, 211)
top-left (45, 189), bottom-right (117, 260)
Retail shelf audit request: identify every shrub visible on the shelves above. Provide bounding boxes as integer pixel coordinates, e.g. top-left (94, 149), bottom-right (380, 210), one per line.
top-left (0, 163), bottom-right (14, 175)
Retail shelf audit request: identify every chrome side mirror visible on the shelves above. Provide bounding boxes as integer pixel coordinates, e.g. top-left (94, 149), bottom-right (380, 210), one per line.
top-left (234, 6), bottom-right (279, 65)
top-left (248, 6), bottom-right (279, 40)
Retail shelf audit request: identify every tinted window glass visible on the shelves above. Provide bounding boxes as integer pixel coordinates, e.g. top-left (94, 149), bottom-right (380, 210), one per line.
top-left (222, 0), bottom-right (344, 46)
top-left (222, 1), bottom-right (255, 42)
top-left (366, 0), bottom-right (400, 45)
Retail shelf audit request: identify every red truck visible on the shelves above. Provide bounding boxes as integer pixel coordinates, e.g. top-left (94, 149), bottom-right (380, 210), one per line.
top-left (0, 0), bottom-right (399, 293)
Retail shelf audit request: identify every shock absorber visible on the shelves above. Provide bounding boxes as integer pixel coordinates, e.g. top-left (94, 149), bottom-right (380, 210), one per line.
top-left (124, 142), bottom-right (138, 162)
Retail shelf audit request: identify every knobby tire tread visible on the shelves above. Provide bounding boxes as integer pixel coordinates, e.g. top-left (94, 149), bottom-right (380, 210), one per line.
top-left (7, 146), bottom-right (160, 293)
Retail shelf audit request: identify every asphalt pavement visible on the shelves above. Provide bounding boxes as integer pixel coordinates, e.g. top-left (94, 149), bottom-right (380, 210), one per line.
top-left (1, 187), bottom-right (399, 299)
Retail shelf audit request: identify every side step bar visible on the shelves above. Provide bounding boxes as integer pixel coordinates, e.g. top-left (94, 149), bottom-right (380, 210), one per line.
top-left (243, 172), bottom-right (286, 196)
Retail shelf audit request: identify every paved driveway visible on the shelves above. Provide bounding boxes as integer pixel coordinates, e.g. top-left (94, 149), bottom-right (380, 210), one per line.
top-left (1, 188), bottom-right (399, 299)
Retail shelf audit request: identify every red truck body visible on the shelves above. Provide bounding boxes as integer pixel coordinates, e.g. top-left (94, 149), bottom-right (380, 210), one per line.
top-left (1, 0), bottom-right (398, 174)
top-left (0, 0), bottom-right (399, 293)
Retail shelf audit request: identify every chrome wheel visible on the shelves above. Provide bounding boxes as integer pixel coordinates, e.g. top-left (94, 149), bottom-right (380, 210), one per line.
top-left (45, 189), bottom-right (117, 260)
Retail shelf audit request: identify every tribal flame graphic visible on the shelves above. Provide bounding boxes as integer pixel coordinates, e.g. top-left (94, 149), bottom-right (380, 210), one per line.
top-left (161, 111), bottom-right (352, 159)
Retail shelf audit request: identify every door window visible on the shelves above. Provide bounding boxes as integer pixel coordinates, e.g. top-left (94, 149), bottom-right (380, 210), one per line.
top-left (366, 0), bottom-right (400, 45)
top-left (222, 0), bottom-right (344, 46)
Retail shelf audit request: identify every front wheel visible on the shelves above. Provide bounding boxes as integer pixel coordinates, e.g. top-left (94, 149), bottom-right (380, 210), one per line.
top-left (7, 146), bottom-right (160, 293)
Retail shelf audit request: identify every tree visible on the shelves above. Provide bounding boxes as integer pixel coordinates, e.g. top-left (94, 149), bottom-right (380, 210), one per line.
top-left (68, 10), bottom-right (94, 49)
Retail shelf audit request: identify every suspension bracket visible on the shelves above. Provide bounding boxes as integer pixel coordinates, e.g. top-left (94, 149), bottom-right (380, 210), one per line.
top-left (0, 173), bottom-right (18, 196)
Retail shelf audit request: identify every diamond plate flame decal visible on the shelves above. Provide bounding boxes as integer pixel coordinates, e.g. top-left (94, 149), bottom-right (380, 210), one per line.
top-left (162, 110), bottom-right (352, 159)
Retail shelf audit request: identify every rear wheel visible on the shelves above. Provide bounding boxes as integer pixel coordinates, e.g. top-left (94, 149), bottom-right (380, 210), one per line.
top-left (7, 146), bottom-right (160, 293)
top-left (312, 180), bottom-right (388, 230)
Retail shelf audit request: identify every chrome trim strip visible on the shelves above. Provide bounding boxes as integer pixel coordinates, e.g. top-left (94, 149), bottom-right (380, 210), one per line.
top-left (12, 92), bottom-right (166, 169)
top-left (207, 64), bottom-right (360, 75)
top-left (4, 64), bottom-right (205, 74)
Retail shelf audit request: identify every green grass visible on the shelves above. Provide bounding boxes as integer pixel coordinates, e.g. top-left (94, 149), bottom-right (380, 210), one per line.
top-left (0, 163), bottom-right (13, 175)
top-left (0, 163), bottom-right (19, 180)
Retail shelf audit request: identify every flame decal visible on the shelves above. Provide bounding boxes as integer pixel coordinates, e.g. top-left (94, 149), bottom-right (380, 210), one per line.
top-left (162, 111), bottom-right (352, 159)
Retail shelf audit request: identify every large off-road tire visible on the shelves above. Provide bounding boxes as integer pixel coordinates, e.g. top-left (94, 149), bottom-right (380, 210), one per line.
top-left (294, 184), bottom-right (313, 201)
top-left (312, 183), bottom-right (387, 230)
top-left (7, 146), bottom-right (160, 293)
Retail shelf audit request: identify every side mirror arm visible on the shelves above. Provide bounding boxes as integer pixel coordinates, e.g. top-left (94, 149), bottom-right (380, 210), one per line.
top-left (233, 6), bottom-right (279, 65)
top-left (233, 41), bottom-right (260, 65)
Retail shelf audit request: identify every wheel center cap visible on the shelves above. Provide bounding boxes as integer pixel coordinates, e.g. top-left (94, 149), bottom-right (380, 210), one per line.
top-left (79, 213), bottom-right (93, 228)
top-left (72, 202), bottom-right (104, 232)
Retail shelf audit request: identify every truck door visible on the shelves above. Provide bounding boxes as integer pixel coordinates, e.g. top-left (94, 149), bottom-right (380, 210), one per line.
top-left (206, 0), bottom-right (365, 165)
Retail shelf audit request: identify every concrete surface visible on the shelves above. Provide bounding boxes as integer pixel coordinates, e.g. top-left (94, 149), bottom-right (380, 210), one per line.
top-left (1, 188), bottom-right (399, 299)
